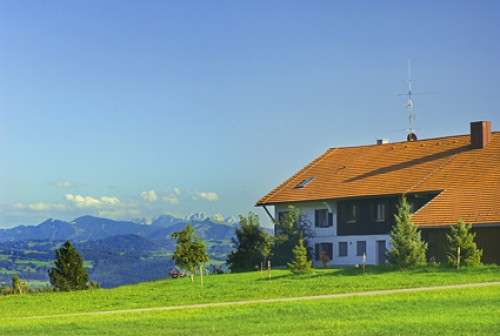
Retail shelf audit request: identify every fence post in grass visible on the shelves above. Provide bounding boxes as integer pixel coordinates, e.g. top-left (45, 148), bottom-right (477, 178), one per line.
top-left (267, 260), bottom-right (271, 280)
top-left (362, 253), bottom-right (366, 272)
top-left (457, 246), bottom-right (461, 271)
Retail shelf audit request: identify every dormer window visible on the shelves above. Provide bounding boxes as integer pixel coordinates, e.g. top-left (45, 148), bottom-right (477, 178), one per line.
top-left (295, 177), bottom-right (315, 189)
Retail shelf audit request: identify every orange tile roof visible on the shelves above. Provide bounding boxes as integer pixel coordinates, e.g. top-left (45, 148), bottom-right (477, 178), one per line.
top-left (256, 131), bottom-right (500, 227)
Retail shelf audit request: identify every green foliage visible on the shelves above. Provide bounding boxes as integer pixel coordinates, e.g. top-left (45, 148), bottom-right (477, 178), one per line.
top-left (12, 275), bottom-right (21, 294)
top-left (272, 206), bottom-right (314, 266)
top-left (48, 240), bottom-right (89, 291)
top-left (447, 219), bottom-right (483, 267)
top-left (227, 212), bottom-right (271, 272)
top-left (171, 224), bottom-right (210, 283)
top-left (387, 195), bottom-right (427, 269)
top-left (287, 238), bottom-right (313, 275)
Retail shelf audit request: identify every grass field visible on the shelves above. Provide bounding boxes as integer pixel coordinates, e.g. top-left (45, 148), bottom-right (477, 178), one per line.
top-left (1, 265), bottom-right (500, 335)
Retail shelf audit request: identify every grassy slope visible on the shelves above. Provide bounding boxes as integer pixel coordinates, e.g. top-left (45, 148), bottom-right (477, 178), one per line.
top-left (1, 265), bottom-right (500, 335)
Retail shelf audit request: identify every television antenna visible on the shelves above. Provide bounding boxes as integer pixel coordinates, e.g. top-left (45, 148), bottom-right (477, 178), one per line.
top-left (391, 60), bottom-right (435, 141)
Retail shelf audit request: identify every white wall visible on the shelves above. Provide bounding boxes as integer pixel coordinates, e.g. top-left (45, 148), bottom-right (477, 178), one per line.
top-left (275, 202), bottom-right (391, 266)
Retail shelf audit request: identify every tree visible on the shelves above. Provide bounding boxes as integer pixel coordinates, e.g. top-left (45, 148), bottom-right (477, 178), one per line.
top-left (12, 275), bottom-right (21, 294)
top-left (287, 237), bottom-right (313, 275)
top-left (227, 212), bottom-right (271, 272)
top-left (387, 195), bottom-right (427, 269)
top-left (447, 219), bottom-right (483, 268)
top-left (171, 224), bottom-right (210, 284)
top-left (48, 240), bottom-right (89, 291)
top-left (272, 206), bottom-right (314, 266)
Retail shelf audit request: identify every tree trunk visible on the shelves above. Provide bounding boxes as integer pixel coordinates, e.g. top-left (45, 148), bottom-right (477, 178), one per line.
top-left (199, 265), bottom-right (203, 285)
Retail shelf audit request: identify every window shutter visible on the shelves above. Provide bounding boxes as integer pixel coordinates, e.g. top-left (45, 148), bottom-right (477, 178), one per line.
top-left (328, 212), bottom-right (333, 227)
top-left (315, 243), bottom-right (320, 261)
top-left (314, 210), bottom-right (319, 227)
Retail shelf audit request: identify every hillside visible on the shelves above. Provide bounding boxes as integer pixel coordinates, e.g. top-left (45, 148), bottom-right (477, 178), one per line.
top-left (0, 215), bottom-right (237, 288)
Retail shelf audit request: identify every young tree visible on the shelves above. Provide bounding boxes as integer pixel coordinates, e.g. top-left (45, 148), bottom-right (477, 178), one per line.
top-left (447, 219), bottom-right (483, 267)
top-left (12, 275), bottom-right (21, 294)
top-left (227, 212), bottom-right (271, 272)
top-left (171, 224), bottom-right (210, 284)
top-left (287, 237), bottom-right (313, 275)
top-left (48, 240), bottom-right (89, 291)
top-left (387, 195), bottom-right (427, 269)
top-left (272, 206), bottom-right (314, 266)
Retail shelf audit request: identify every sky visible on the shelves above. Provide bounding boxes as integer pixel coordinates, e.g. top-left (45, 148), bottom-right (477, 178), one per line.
top-left (1, 1), bottom-right (499, 229)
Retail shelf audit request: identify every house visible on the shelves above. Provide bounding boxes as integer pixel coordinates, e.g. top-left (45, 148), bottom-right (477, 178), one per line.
top-left (256, 121), bottom-right (500, 266)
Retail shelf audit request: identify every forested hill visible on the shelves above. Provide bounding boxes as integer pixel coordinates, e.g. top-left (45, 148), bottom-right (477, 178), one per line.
top-left (0, 215), bottom-right (239, 288)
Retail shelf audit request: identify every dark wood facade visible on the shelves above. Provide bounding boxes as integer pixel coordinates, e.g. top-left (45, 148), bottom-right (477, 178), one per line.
top-left (337, 194), bottom-right (437, 236)
top-left (422, 226), bottom-right (500, 264)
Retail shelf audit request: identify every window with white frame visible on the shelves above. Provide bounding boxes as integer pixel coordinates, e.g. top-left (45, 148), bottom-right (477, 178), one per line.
top-left (315, 242), bottom-right (333, 261)
top-left (376, 203), bottom-right (386, 221)
top-left (347, 204), bottom-right (358, 222)
top-left (315, 209), bottom-right (331, 228)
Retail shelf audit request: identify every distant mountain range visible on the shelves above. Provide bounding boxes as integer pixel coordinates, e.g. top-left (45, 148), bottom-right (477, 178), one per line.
top-left (0, 213), bottom-right (238, 243)
top-left (0, 213), bottom-right (241, 288)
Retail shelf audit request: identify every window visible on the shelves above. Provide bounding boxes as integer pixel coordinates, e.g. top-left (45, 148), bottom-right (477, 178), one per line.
top-left (347, 204), bottom-right (358, 222)
top-left (315, 209), bottom-right (332, 228)
top-left (295, 176), bottom-right (315, 189)
top-left (356, 241), bottom-right (366, 256)
top-left (409, 202), bottom-right (415, 214)
top-left (338, 242), bottom-right (348, 257)
top-left (315, 243), bottom-right (333, 261)
top-left (376, 203), bottom-right (386, 221)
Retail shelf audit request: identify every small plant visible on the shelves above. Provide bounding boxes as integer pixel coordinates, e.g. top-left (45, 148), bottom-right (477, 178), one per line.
top-left (287, 238), bottom-right (313, 275)
top-left (320, 251), bottom-right (330, 267)
top-left (446, 219), bottom-right (483, 268)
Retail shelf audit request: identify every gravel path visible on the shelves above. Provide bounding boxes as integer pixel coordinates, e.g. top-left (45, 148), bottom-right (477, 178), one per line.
top-left (23, 281), bottom-right (500, 319)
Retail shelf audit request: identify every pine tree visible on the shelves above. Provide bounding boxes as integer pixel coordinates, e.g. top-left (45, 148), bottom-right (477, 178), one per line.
top-left (287, 237), bottom-right (313, 275)
top-left (387, 195), bottom-right (427, 269)
top-left (48, 240), bottom-right (89, 291)
top-left (171, 224), bottom-right (210, 284)
top-left (447, 219), bottom-right (483, 267)
top-left (273, 206), bottom-right (314, 266)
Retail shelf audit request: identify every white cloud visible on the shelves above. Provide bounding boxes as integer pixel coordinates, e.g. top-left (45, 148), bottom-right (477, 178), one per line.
top-left (28, 202), bottom-right (67, 211)
top-left (14, 203), bottom-right (27, 209)
top-left (162, 195), bottom-right (179, 205)
top-left (173, 188), bottom-right (180, 195)
top-left (192, 191), bottom-right (219, 202)
top-left (48, 181), bottom-right (79, 188)
top-left (140, 190), bottom-right (158, 202)
top-left (65, 194), bottom-right (121, 208)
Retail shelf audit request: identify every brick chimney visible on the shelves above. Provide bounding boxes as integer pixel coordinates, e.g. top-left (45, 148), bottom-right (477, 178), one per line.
top-left (470, 121), bottom-right (491, 149)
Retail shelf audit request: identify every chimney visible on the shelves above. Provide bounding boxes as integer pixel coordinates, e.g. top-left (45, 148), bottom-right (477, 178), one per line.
top-left (376, 139), bottom-right (389, 145)
top-left (470, 121), bottom-right (491, 149)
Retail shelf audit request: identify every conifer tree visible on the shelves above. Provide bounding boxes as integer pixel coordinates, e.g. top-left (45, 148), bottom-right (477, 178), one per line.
top-left (48, 240), bottom-right (89, 291)
top-left (171, 224), bottom-right (210, 284)
top-left (387, 195), bottom-right (427, 269)
top-left (287, 237), bottom-right (313, 275)
top-left (447, 219), bottom-right (483, 267)
top-left (273, 206), bottom-right (314, 266)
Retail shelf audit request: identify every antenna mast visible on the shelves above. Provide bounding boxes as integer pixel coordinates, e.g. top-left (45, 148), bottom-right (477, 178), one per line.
top-left (392, 60), bottom-right (435, 141)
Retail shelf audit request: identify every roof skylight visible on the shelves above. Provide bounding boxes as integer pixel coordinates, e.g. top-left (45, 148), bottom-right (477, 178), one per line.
top-left (295, 177), bottom-right (315, 189)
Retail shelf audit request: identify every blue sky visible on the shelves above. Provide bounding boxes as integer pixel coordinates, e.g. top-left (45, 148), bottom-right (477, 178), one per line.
top-left (1, 1), bottom-right (499, 228)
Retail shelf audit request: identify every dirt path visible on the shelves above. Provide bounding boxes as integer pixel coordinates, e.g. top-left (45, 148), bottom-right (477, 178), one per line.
top-left (23, 281), bottom-right (500, 319)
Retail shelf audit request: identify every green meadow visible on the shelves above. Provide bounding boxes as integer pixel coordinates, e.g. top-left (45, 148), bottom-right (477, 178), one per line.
top-left (1, 265), bottom-right (500, 335)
